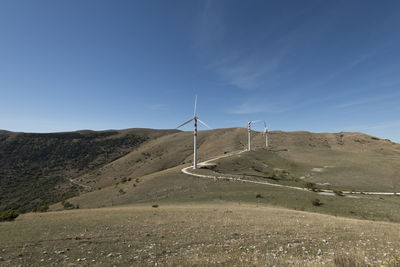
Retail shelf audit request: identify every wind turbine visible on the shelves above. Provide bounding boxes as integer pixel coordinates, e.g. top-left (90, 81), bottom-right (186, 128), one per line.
top-left (264, 120), bottom-right (269, 147)
top-left (176, 96), bottom-right (211, 169)
top-left (244, 118), bottom-right (260, 151)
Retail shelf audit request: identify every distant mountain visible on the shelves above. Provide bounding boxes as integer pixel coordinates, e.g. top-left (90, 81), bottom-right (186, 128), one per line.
top-left (0, 128), bottom-right (178, 212)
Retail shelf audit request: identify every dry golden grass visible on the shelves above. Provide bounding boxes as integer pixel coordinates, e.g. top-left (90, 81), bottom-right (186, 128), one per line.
top-left (74, 128), bottom-right (250, 189)
top-left (55, 148), bottom-right (400, 223)
top-left (73, 128), bottom-right (400, 192)
top-left (1, 203), bottom-right (399, 266)
top-left (37, 129), bottom-right (400, 266)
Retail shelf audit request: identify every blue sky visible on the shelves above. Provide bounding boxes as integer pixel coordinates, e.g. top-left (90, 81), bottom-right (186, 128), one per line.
top-left (1, 1), bottom-right (400, 142)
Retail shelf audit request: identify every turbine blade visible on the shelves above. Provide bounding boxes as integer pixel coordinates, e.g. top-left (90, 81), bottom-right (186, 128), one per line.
top-left (251, 120), bottom-right (261, 124)
top-left (176, 118), bottom-right (194, 129)
top-left (264, 120), bottom-right (266, 128)
top-left (194, 95), bottom-right (197, 117)
top-left (241, 115), bottom-right (249, 122)
top-left (197, 118), bottom-right (211, 129)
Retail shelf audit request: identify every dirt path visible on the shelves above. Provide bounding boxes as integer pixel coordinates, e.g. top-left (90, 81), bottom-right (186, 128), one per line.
top-left (69, 178), bottom-right (93, 191)
top-left (181, 150), bottom-right (399, 196)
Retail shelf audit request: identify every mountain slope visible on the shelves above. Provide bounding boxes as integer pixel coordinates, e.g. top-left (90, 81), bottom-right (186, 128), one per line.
top-left (72, 127), bottom-right (251, 189)
top-left (0, 128), bottom-right (178, 212)
top-left (73, 129), bottom-right (400, 193)
top-left (55, 129), bottom-right (400, 223)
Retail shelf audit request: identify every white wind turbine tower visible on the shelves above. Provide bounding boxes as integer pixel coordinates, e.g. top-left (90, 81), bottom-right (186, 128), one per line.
top-left (176, 96), bottom-right (211, 169)
top-left (264, 120), bottom-right (269, 147)
top-left (244, 118), bottom-right (260, 151)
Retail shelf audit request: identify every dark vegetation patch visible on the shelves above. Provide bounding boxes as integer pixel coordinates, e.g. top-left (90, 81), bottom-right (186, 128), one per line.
top-left (311, 198), bottom-right (322, 206)
top-left (0, 209), bottom-right (19, 222)
top-left (305, 182), bottom-right (320, 192)
top-left (119, 189), bottom-right (126, 195)
top-left (333, 189), bottom-right (344, 196)
top-left (0, 131), bottom-right (147, 212)
top-left (61, 201), bottom-right (79, 210)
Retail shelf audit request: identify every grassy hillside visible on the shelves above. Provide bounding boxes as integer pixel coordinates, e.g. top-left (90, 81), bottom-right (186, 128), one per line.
top-left (212, 131), bottom-right (400, 192)
top-left (55, 129), bottom-right (400, 223)
top-left (1, 203), bottom-right (399, 266)
top-left (57, 161), bottom-right (400, 223)
top-left (0, 128), bottom-right (177, 212)
top-left (72, 128), bottom-right (250, 189)
top-left (3, 128), bottom-right (400, 266)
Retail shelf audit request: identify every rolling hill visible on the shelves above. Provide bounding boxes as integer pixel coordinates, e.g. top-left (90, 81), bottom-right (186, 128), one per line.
top-left (45, 128), bottom-right (400, 222)
top-left (2, 127), bottom-right (400, 266)
top-left (0, 128), bottom-right (178, 212)
top-left (3, 127), bottom-right (400, 213)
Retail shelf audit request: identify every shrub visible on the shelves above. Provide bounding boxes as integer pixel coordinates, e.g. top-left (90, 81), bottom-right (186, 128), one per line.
top-left (311, 198), bottom-right (322, 206)
top-left (305, 182), bottom-right (318, 192)
top-left (121, 178), bottom-right (128, 183)
top-left (119, 189), bottom-right (126, 195)
top-left (333, 189), bottom-right (343, 196)
top-left (0, 210), bottom-right (19, 222)
top-left (62, 201), bottom-right (75, 209)
top-left (34, 205), bottom-right (49, 212)
top-left (255, 193), bottom-right (263, 198)
top-left (152, 204), bottom-right (159, 208)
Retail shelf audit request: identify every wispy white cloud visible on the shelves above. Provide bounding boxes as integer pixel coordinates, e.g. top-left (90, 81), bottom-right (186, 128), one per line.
top-left (227, 92), bottom-right (337, 115)
top-left (334, 91), bottom-right (400, 109)
top-left (194, 1), bottom-right (289, 90)
top-left (227, 99), bottom-right (296, 115)
top-left (228, 102), bottom-right (270, 115)
top-left (194, 0), bottom-right (225, 51)
top-left (215, 49), bottom-right (288, 90)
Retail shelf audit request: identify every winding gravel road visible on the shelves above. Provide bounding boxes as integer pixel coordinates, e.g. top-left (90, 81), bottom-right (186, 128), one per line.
top-left (181, 150), bottom-right (399, 197)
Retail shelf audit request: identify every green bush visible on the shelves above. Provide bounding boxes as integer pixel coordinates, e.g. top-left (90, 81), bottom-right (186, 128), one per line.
top-left (333, 189), bottom-right (344, 196)
top-left (0, 210), bottom-right (19, 222)
top-left (305, 182), bottom-right (318, 192)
